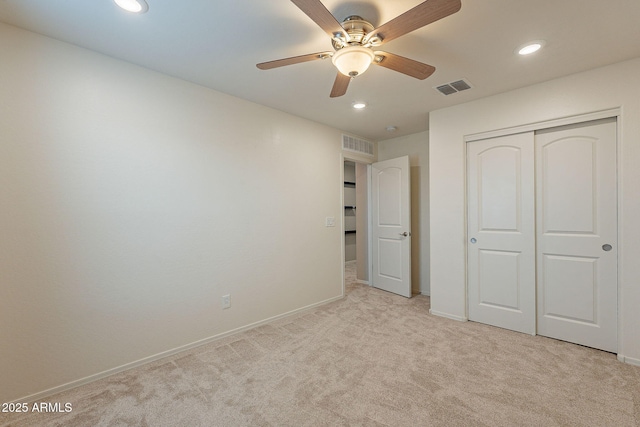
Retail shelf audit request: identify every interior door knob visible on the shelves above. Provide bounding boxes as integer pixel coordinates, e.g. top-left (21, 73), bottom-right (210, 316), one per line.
top-left (602, 244), bottom-right (612, 251)
top-left (399, 232), bottom-right (409, 237)
top-left (470, 238), bottom-right (477, 244)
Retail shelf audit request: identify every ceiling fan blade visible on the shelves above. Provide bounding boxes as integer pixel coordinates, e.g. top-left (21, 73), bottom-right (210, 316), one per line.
top-left (290, 0), bottom-right (348, 40)
top-left (373, 51), bottom-right (435, 80)
top-left (365, 0), bottom-right (461, 45)
top-left (330, 73), bottom-right (351, 98)
top-left (257, 51), bottom-right (333, 70)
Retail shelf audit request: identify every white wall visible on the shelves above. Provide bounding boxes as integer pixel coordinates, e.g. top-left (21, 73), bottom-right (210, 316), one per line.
top-left (378, 132), bottom-right (430, 295)
top-left (355, 162), bottom-right (369, 282)
top-left (429, 58), bottom-right (640, 364)
top-left (0, 23), bottom-right (346, 402)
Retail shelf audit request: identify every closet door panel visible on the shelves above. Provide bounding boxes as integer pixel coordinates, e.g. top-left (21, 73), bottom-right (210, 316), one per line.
top-left (541, 138), bottom-right (596, 234)
top-left (541, 254), bottom-right (597, 323)
top-left (536, 118), bottom-right (617, 353)
top-left (467, 132), bottom-right (536, 334)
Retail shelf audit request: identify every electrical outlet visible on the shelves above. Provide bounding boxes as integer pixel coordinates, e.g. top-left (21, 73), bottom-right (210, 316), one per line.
top-left (221, 294), bottom-right (231, 309)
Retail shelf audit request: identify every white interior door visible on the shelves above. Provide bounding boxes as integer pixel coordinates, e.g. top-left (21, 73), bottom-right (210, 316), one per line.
top-left (371, 156), bottom-right (411, 297)
top-left (467, 132), bottom-right (536, 334)
top-left (535, 118), bottom-right (617, 352)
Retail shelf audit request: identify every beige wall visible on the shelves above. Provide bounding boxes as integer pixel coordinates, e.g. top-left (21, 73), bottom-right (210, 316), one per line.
top-left (429, 58), bottom-right (640, 365)
top-left (0, 23), bottom-right (345, 402)
top-left (378, 132), bottom-right (430, 295)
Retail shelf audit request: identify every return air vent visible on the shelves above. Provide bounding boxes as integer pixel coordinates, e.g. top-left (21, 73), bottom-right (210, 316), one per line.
top-left (342, 135), bottom-right (374, 157)
top-left (434, 78), bottom-right (473, 96)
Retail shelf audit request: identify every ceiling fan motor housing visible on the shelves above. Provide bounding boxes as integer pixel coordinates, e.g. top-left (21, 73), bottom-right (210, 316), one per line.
top-left (332, 16), bottom-right (373, 48)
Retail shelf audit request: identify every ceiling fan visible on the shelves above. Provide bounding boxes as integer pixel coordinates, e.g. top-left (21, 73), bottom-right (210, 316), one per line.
top-left (257, 0), bottom-right (462, 98)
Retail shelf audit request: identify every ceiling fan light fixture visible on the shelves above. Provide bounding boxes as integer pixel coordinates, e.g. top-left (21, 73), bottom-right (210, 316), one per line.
top-left (332, 46), bottom-right (375, 77)
top-left (114, 0), bottom-right (149, 13)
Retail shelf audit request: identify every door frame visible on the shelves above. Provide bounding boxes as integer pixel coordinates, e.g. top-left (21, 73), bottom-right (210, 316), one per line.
top-left (463, 107), bottom-right (622, 355)
top-left (341, 155), bottom-right (374, 297)
top-left (341, 154), bottom-right (413, 298)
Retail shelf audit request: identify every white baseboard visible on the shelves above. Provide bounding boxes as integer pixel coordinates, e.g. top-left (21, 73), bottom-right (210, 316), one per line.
top-left (11, 294), bottom-right (344, 404)
top-left (429, 309), bottom-right (468, 322)
top-left (356, 280), bottom-right (370, 286)
top-left (617, 354), bottom-right (640, 367)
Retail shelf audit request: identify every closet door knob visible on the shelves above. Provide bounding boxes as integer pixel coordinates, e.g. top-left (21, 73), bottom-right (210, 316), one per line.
top-left (602, 244), bottom-right (612, 251)
top-left (470, 238), bottom-right (477, 244)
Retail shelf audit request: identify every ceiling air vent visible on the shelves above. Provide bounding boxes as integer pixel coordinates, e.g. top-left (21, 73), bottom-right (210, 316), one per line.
top-left (342, 135), bottom-right (374, 157)
top-left (434, 78), bottom-right (473, 96)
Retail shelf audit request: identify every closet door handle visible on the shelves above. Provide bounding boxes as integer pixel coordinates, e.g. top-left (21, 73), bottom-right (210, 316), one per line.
top-left (399, 232), bottom-right (410, 237)
top-left (602, 244), bottom-right (612, 251)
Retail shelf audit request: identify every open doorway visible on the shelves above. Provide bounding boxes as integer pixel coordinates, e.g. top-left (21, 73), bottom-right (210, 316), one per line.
top-left (343, 160), bottom-right (369, 292)
top-left (343, 155), bottom-right (416, 298)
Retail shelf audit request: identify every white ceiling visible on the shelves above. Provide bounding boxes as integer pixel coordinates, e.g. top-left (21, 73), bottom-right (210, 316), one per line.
top-left (1, 0), bottom-right (639, 141)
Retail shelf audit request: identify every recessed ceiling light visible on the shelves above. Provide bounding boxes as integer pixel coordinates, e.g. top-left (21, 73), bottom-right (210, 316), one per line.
top-left (114, 0), bottom-right (149, 13)
top-left (517, 41), bottom-right (545, 55)
top-left (352, 102), bottom-right (366, 110)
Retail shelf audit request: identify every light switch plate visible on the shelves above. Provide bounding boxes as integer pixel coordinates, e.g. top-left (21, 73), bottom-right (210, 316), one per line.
top-left (325, 217), bottom-right (336, 227)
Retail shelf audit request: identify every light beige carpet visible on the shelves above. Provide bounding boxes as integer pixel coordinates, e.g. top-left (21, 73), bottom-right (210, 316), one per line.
top-left (3, 261), bottom-right (639, 426)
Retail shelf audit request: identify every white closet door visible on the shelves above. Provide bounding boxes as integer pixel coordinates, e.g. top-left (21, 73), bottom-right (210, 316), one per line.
top-left (535, 119), bottom-right (617, 353)
top-left (467, 132), bottom-right (536, 334)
